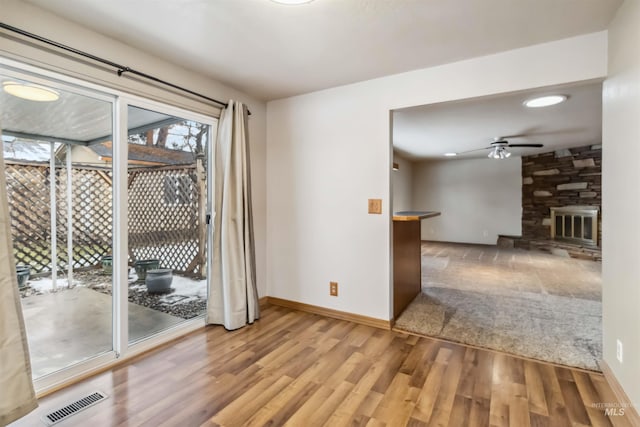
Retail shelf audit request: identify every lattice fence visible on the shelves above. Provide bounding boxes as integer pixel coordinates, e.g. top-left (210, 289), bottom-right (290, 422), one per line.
top-left (55, 166), bottom-right (113, 271)
top-left (6, 161), bottom-right (204, 276)
top-left (6, 163), bottom-right (52, 273)
top-left (128, 165), bottom-right (204, 275)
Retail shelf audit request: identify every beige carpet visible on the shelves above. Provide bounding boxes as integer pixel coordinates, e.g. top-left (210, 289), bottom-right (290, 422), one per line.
top-left (394, 242), bottom-right (602, 371)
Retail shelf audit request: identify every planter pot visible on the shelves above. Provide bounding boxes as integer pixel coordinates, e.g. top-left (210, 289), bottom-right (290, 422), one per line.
top-left (145, 268), bottom-right (173, 294)
top-left (101, 255), bottom-right (113, 274)
top-left (134, 259), bottom-right (160, 281)
top-left (16, 265), bottom-right (30, 289)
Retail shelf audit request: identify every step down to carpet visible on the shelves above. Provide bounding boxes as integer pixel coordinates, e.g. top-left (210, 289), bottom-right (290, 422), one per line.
top-left (41, 391), bottom-right (108, 425)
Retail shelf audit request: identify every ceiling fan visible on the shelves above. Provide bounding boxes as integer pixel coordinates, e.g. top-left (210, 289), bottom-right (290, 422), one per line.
top-left (457, 137), bottom-right (544, 159)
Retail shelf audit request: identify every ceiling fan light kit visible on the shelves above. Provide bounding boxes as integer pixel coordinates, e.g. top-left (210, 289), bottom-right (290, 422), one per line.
top-left (488, 146), bottom-right (511, 159)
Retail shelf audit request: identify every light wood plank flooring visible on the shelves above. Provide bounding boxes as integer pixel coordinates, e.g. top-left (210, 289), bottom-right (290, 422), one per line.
top-left (11, 304), bottom-right (633, 427)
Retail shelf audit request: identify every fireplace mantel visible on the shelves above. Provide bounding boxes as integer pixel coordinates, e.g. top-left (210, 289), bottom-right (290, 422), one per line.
top-left (550, 205), bottom-right (599, 214)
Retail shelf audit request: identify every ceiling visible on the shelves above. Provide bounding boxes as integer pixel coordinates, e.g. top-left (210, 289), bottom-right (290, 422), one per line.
top-left (0, 72), bottom-right (179, 144)
top-left (1, 80), bottom-right (112, 143)
top-left (24, 0), bottom-right (622, 101)
top-left (392, 81), bottom-right (603, 160)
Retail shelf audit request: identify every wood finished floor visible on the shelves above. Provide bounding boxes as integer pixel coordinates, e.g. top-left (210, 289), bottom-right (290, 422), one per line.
top-left (11, 304), bottom-right (633, 427)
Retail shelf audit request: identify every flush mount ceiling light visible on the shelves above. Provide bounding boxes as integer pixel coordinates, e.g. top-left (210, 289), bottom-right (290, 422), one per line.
top-left (523, 95), bottom-right (567, 108)
top-left (270, 0), bottom-right (314, 4)
top-left (3, 81), bottom-right (60, 102)
top-left (444, 152), bottom-right (457, 157)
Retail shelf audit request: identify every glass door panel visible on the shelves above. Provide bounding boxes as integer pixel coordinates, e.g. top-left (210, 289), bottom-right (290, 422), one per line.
top-left (126, 105), bottom-right (208, 344)
top-left (1, 70), bottom-right (114, 379)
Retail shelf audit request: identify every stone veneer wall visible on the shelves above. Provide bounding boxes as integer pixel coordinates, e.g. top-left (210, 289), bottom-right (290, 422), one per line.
top-left (521, 144), bottom-right (602, 245)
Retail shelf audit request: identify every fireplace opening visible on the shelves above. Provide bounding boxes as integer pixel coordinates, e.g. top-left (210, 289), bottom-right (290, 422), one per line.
top-left (550, 206), bottom-right (599, 246)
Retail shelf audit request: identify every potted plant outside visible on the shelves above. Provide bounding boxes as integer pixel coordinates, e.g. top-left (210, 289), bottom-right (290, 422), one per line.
top-left (101, 255), bottom-right (113, 274)
top-left (134, 259), bottom-right (160, 281)
top-left (145, 268), bottom-right (173, 293)
top-left (16, 265), bottom-right (30, 289)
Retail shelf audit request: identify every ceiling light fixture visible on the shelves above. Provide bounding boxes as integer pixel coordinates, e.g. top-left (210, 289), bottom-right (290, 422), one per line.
top-left (488, 146), bottom-right (511, 159)
top-left (444, 152), bottom-right (457, 157)
top-left (3, 81), bottom-right (60, 102)
top-left (270, 0), bottom-right (314, 4)
top-left (523, 95), bottom-right (567, 108)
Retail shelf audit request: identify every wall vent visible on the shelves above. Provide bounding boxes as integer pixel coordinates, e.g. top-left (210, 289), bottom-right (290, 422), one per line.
top-left (41, 391), bottom-right (107, 426)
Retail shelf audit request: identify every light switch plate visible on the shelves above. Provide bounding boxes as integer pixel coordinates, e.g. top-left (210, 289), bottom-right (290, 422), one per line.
top-left (368, 199), bottom-right (382, 214)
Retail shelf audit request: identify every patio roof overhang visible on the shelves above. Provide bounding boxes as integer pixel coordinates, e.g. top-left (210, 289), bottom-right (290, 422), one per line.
top-left (1, 82), bottom-right (184, 146)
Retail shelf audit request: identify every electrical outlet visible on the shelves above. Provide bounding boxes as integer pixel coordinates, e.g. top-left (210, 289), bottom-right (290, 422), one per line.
top-left (483, 230), bottom-right (489, 237)
top-left (330, 281), bottom-right (338, 296)
top-left (616, 339), bottom-right (623, 363)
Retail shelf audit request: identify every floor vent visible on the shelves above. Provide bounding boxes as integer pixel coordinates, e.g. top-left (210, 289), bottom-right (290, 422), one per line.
top-left (41, 391), bottom-right (107, 426)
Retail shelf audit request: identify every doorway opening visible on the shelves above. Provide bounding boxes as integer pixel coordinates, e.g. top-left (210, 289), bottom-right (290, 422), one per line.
top-left (390, 80), bottom-right (603, 370)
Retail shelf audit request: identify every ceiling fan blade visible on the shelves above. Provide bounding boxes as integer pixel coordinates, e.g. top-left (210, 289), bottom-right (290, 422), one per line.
top-left (500, 134), bottom-right (530, 139)
top-left (498, 127), bottom-right (542, 139)
top-left (455, 146), bottom-right (492, 155)
top-left (507, 143), bottom-right (544, 148)
top-left (501, 128), bottom-right (585, 139)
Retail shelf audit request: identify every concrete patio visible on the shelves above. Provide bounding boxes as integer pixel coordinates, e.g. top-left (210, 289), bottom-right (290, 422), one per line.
top-left (21, 287), bottom-right (185, 378)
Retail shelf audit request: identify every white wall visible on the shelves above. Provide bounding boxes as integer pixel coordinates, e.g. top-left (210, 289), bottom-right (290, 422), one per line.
top-left (267, 32), bottom-right (607, 320)
top-left (412, 158), bottom-right (521, 245)
top-left (0, 0), bottom-right (268, 296)
top-left (602, 0), bottom-right (640, 407)
top-left (392, 154), bottom-right (413, 212)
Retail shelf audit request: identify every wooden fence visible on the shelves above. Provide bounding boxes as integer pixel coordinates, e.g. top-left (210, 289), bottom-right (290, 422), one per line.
top-left (6, 161), bottom-right (205, 276)
top-left (6, 162), bottom-right (57, 274)
top-left (128, 164), bottom-right (205, 275)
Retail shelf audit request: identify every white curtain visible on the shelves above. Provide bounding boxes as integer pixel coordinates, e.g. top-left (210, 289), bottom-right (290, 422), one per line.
top-left (206, 100), bottom-right (259, 330)
top-left (0, 133), bottom-right (38, 425)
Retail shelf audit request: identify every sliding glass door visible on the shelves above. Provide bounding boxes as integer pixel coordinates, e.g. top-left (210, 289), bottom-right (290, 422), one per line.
top-left (1, 69), bottom-right (115, 380)
top-left (1, 60), bottom-right (215, 391)
top-left (126, 105), bottom-right (209, 344)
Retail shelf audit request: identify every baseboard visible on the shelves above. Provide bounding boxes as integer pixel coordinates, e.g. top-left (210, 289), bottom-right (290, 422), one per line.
top-left (265, 297), bottom-right (391, 330)
top-left (600, 360), bottom-right (640, 424)
top-left (258, 296), bottom-right (269, 309)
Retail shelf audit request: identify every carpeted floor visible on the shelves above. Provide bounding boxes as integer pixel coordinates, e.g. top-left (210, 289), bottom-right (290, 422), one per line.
top-left (394, 242), bottom-right (602, 371)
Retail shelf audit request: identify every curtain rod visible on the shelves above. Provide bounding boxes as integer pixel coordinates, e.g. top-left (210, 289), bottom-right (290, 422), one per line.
top-left (0, 22), bottom-right (240, 112)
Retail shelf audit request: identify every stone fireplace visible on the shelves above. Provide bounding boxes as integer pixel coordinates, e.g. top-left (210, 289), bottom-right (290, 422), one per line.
top-left (510, 144), bottom-right (602, 260)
